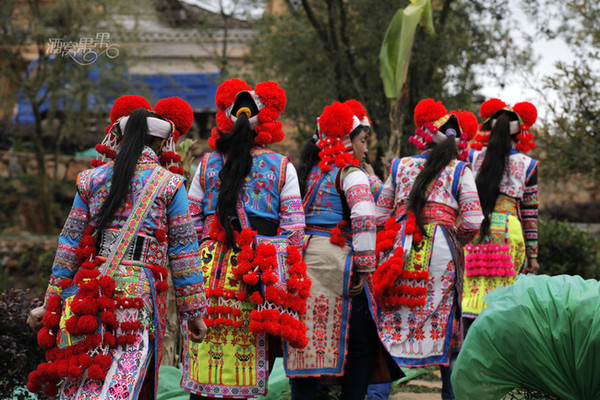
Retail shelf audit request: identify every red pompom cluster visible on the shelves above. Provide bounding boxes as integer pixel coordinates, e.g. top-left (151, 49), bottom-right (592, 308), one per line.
top-left (414, 99), bottom-right (447, 127)
top-left (317, 136), bottom-right (359, 173)
top-left (316, 101), bottom-right (360, 173)
top-left (329, 220), bottom-right (348, 248)
top-left (28, 226), bottom-right (119, 394)
top-left (205, 223), bottom-right (311, 349)
top-left (343, 99), bottom-right (367, 122)
top-left (372, 213), bottom-right (429, 310)
top-left (210, 79), bottom-right (287, 149)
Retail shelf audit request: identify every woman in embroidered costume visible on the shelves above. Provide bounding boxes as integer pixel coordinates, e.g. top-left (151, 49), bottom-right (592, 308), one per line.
top-left (461, 98), bottom-right (540, 332)
top-left (284, 100), bottom-right (402, 400)
top-left (26, 95), bottom-right (208, 399)
top-left (182, 78), bottom-right (309, 399)
top-left (370, 99), bottom-right (483, 400)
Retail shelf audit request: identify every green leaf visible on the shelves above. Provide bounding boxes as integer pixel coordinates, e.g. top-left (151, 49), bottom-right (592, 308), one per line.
top-left (379, 0), bottom-right (435, 100)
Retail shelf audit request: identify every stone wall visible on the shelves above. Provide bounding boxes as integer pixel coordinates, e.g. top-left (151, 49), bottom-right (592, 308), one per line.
top-left (0, 150), bottom-right (91, 181)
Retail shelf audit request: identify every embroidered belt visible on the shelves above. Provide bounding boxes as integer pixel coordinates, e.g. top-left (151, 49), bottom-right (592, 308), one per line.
top-left (98, 229), bottom-right (168, 266)
top-left (495, 194), bottom-right (519, 215)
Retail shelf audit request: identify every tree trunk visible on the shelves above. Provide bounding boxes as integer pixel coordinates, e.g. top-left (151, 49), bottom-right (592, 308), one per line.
top-left (383, 85), bottom-right (408, 178)
top-left (32, 104), bottom-right (54, 233)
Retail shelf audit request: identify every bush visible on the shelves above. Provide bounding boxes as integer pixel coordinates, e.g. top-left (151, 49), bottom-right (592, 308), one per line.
top-left (538, 217), bottom-right (600, 279)
top-left (0, 289), bottom-right (47, 399)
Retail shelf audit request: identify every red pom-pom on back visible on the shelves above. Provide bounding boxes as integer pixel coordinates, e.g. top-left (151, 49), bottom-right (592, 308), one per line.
top-left (216, 78), bottom-right (252, 111)
top-left (452, 110), bottom-right (479, 141)
top-left (479, 98), bottom-right (507, 120)
top-left (414, 99), bottom-right (448, 127)
top-left (254, 81), bottom-right (286, 112)
top-left (154, 97), bottom-right (194, 135)
top-left (343, 99), bottom-right (367, 121)
top-left (512, 101), bottom-right (538, 127)
top-left (110, 95), bottom-right (151, 123)
top-left (319, 102), bottom-right (354, 138)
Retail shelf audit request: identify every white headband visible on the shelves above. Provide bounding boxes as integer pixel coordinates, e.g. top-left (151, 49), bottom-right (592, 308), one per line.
top-left (351, 116), bottom-right (371, 131)
top-left (490, 119), bottom-right (521, 135)
top-left (119, 115), bottom-right (172, 139)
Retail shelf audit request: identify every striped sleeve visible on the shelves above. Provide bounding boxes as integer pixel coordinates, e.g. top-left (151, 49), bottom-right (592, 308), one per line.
top-left (342, 168), bottom-right (377, 273)
top-left (457, 165), bottom-right (484, 243)
top-left (522, 162), bottom-right (539, 259)
top-left (279, 162), bottom-right (306, 249)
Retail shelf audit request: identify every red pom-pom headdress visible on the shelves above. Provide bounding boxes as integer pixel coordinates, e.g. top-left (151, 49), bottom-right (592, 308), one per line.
top-left (93, 95), bottom-right (194, 175)
top-left (409, 99), bottom-right (473, 160)
top-left (473, 98), bottom-right (538, 153)
top-left (209, 78), bottom-right (287, 150)
top-left (314, 101), bottom-right (360, 172)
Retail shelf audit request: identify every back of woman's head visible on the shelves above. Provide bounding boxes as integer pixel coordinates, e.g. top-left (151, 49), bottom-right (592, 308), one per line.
top-left (408, 119), bottom-right (459, 234)
top-left (215, 112), bottom-right (256, 248)
top-left (95, 108), bottom-right (163, 231)
top-left (476, 111), bottom-right (514, 239)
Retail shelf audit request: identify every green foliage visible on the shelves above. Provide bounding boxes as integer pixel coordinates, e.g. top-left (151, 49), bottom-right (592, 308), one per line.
top-left (521, 0), bottom-right (600, 180)
top-left (538, 217), bottom-right (600, 279)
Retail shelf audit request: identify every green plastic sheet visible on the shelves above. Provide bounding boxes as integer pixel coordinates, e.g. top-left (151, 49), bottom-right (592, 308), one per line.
top-left (452, 274), bottom-right (600, 400)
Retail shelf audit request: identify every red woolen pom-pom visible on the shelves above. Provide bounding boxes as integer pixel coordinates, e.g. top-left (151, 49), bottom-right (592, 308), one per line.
top-left (88, 364), bottom-right (107, 381)
top-left (343, 99), bottom-right (367, 121)
top-left (110, 95), bottom-right (152, 123)
top-left (37, 327), bottom-right (56, 349)
top-left (250, 291), bottom-right (264, 304)
top-left (154, 97), bottom-right (194, 135)
top-left (243, 273), bottom-right (260, 286)
top-left (77, 315), bottom-right (99, 334)
top-left (479, 98), bottom-right (507, 120)
top-left (42, 311), bottom-right (61, 328)
top-left (319, 102), bottom-right (354, 139)
top-left (215, 78), bottom-right (252, 111)
top-left (156, 280), bottom-right (169, 292)
top-left (512, 101), bottom-right (538, 127)
top-left (98, 276), bottom-right (116, 297)
top-left (94, 354), bottom-right (112, 369)
top-left (254, 81), bottom-right (287, 112)
top-left (452, 110), bottom-right (479, 141)
top-left (414, 99), bottom-right (448, 127)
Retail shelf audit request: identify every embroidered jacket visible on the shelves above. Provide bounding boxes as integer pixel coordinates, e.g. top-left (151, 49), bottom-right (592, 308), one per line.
top-left (375, 154), bottom-right (483, 242)
top-left (188, 147), bottom-right (305, 248)
top-left (469, 148), bottom-right (539, 258)
top-left (45, 147), bottom-right (207, 319)
top-left (304, 165), bottom-right (377, 273)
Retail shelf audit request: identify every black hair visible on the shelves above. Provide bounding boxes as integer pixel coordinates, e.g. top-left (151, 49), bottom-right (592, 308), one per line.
top-left (408, 118), bottom-right (459, 234)
top-left (475, 112), bottom-right (514, 239)
top-left (297, 125), bottom-right (371, 198)
top-left (95, 108), bottom-right (163, 231)
top-left (350, 125), bottom-right (371, 141)
top-left (215, 112), bottom-right (255, 248)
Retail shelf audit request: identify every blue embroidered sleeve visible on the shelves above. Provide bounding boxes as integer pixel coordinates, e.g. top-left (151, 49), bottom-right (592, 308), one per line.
top-left (167, 186), bottom-right (207, 319)
top-left (45, 193), bottom-right (89, 303)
